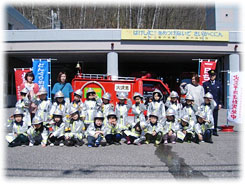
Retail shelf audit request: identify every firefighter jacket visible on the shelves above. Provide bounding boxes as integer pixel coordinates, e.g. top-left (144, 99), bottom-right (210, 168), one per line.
top-left (115, 99), bottom-right (132, 129)
top-left (182, 104), bottom-right (198, 128)
top-left (27, 124), bottom-right (49, 145)
top-left (194, 121), bottom-right (214, 135)
top-left (162, 119), bottom-right (179, 135)
top-left (64, 119), bottom-right (85, 140)
top-left (144, 121), bottom-right (163, 134)
top-left (15, 99), bottom-right (32, 126)
top-left (49, 121), bottom-right (65, 138)
top-left (147, 101), bottom-right (166, 122)
top-left (104, 122), bottom-right (124, 136)
top-left (85, 122), bottom-right (106, 137)
top-left (99, 103), bottom-right (114, 125)
top-left (165, 100), bottom-right (183, 121)
top-left (69, 100), bottom-right (83, 115)
top-left (132, 103), bottom-right (146, 125)
top-left (6, 119), bottom-right (28, 143)
top-left (36, 99), bottom-right (52, 123)
top-left (49, 101), bottom-right (70, 119)
top-left (198, 101), bottom-right (216, 126)
top-left (176, 122), bottom-right (194, 141)
top-left (81, 98), bottom-right (102, 125)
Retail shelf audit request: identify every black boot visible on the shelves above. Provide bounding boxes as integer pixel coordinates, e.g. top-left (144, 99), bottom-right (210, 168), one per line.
top-left (213, 129), bottom-right (219, 136)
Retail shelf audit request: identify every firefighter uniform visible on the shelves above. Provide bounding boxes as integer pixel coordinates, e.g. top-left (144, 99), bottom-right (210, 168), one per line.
top-left (203, 70), bottom-right (223, 136)
top-left (124, 122), bottom-right (145, 145)
top-left (176, 115), bottom-right (194, 143)
top-left (194, 111), bottom-right (214, 144)
top-left (48, 109), bottom-right (66, 146)
top-left (131, 92), bottom-right (146, 127)
top-left (69, 89), bottom-right (83, 115)
top-left (6, 108), bottom-right (29, 147)
top-left (165, 91), bottom-right (183, 121)
top-left (147, 89), bottom-right (166, 123)
top-left (81, 88), bottom-right (102, 128)
top-left (15, 88), bottom-right (32, 127)
top-left (100, 92), bottom-right (114, 125)
top-left (27, 115), bottom-right (49, 147)
top-left (64, 107), bottom-right (85, 146)
top-left (162, 108), bottom-right (179, 144)
top-left (115, 93), bottom-right (132, 130)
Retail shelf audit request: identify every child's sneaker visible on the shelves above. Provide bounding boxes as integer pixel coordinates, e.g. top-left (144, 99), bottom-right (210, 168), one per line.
top-left (59, 143), bottom-right (64, 147)
top-left (88, 144), bottom-right (93, 148)
top-left (127, 141), bottom-right (131, 145)
top-left (29, 142), bottom-right (33, 147)
top-left (164, 140), bottom-right (168, 144)
top-left (145, 140), bottom-right (150, 144)
top-left (155, 140), bottom-right (161, 145)
top-left (50, 143), bottom-right (54, 147)
top-left (172, 141), bottom-right (176, 144)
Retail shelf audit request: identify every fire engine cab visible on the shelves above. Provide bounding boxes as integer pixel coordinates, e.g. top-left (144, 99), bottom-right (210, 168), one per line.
top-left (71, 72), bottom-right (171, 107)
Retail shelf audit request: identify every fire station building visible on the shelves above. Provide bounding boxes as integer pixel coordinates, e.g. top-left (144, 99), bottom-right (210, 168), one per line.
top-left (4, 6), bottom-right (242, 107)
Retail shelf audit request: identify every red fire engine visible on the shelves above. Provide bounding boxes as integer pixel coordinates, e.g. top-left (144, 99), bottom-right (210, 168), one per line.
top-left (71, 72), bottom-right (171, 108)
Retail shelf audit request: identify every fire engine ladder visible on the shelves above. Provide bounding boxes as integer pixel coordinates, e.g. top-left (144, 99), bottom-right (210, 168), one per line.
top-left (80, 73), bottom-right (136, 81)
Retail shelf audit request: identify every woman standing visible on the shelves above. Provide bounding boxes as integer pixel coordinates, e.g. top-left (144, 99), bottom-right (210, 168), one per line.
top-left (20, 71), bottom-right (39, 120)
top-left (51, 72), bottom-right (73, 103)
top-left (180, 73), bottom-right (205, 107)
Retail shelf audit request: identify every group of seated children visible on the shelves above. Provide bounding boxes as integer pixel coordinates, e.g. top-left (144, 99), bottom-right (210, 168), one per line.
top-left (6, 86), bottom-right (216, 147)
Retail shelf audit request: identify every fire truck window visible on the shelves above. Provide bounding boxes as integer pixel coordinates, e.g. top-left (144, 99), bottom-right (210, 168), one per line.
top-left (143, 81), bottom-right (168, 103)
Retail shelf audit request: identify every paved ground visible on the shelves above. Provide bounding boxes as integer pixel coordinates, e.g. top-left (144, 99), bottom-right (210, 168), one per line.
top-left (2, 108), bottom-right (242, 181)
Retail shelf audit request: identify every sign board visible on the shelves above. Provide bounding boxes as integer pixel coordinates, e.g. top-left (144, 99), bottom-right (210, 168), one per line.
top-left (199, 60), bottom-right (217, 85)
top-left (115, 84), bottom-right (131, 92)
top-left (121, 29), bottom-right (229, 42)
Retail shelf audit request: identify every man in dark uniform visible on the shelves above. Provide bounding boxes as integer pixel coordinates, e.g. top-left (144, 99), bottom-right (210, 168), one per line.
top-left (203, 70), bottom-right (223, 136)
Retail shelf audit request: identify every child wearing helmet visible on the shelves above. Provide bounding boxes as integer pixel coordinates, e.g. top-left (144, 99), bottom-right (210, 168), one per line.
top-left (176, 114), bottom-right (194, 143)
top-left (198, 92), bottom-right (217, 127)
top-left (132, 92), bottom-right (146, 127)
top-left (35, 87), bottom-right (52, 125)
top-left (81, 88), bottom-right (102, 129)
top-left (147, 89), bottom-right (166, 123)
top-left (144, 112), bottom-right (163, 145)
top-left (85, 112), bottom-right (106, 147)
top-left (6, 108), bottom-right (29, 147)
top-left (100, 92), bottom-right (114, 125)
top-left (104, 111), bottom-right (123, 145)
top-left (124, 121), bottom-right (145, 145)
top-left (15, 88), bottom-right (32, 127)
top-left (48, 109), bottom-right (66, 146)
top-left (162, 108), bottom-right (179, 144)
top-left (64, 107), bottom-right (85, 146)
top-left (165, 91), bottom-right (183, 121)
top-left (182, 94), bottom-right (198, 130)
top-left (69, 89), bottom-right (83, 115)
top-left (115, 92), bottom-right (132, 131)
top-left (27, 115), bottom-right (49, 147)
top-left (193, 111), bottom-right (214, 144)
top-left (49, 91), bottom-right (70, 120)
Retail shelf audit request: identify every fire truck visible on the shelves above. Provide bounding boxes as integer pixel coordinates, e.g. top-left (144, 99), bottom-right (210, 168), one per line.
top-left (71, 72), bottom-right (171, 110)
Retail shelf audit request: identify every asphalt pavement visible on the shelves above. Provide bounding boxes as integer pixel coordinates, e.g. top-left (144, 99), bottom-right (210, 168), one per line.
top-left (2, 108), bottom-right (242, 181)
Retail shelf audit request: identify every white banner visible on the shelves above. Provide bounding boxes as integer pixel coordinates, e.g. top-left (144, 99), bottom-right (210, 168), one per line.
top-left (227, 72), bottom-right (244, 123)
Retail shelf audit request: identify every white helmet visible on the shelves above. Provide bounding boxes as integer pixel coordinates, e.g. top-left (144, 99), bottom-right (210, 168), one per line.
top-left (107, 110), bottom-right (117, 120)
top-left (38, 87), bottom-right (48, 95)
top-left (170, 91), bottom-right (179, 98)
top-left (181, 114), bottom-right (190, 123)
top-left (13, 108), bottom-right (24, 116)
top-left (53, 109), bottom-right (63, 116)
top-left (149, 112), bottom-right (159, 119)
top-left (204, 92), bottom-right (213, 99)
top-left (153, 89), bottom-right (163, 99)
top-left (117, 93), bottom-right (127, 100)
top-left (94, 111), bottom-right (104, 120)
top-left (32, 115), bottom-right (43, 125)
top-left (185, 94), bottom-right (194, 101)
top-left (166, 108), bottom-right (176, 116)
top-left (20, 88), bottom-right (29, 94)
top-left (69, 107), bottom-right (79, 115)
top-left (133, 92), bottom-right (143, 100)
top-left (196, 111), bottom-right (206, 119)
top-left (102, 92), bottom-right (111, 101)
top-left (74, 89), bottom-right (83, 97)
top-left (55, 91), bottom-right (64, 98)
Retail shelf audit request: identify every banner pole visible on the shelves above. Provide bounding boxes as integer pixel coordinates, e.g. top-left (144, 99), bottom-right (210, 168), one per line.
top-left (226, 70), bottom-right (230, 127)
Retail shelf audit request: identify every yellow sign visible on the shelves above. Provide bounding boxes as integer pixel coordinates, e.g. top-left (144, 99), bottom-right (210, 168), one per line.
top-left (121, 29), bottom-right (229, 42)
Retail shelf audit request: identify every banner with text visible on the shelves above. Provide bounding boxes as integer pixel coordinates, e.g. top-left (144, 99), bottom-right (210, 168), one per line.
top-left (199, 60), bottom-right (217, 85)
top-left (14, 68), bottom-right (32, 101)
top-left (32, 59), bottom-right (51, 99)
top-left (228, 72), bottom-right (243, 123)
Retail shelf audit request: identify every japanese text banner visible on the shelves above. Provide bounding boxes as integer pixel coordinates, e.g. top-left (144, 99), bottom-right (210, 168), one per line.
top-left (199, 60), bottom-right (217, 85)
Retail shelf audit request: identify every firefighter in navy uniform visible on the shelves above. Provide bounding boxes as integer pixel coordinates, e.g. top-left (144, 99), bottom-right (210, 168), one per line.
top-left (203, 70), bottom-right (223, 136)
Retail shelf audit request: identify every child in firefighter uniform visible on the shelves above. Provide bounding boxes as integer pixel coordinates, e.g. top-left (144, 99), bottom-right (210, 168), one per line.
top-left (100, 92), bottom-right (114, 125)
top-left (147, 89), bottom-right (166, 123)
top-left (194, 111), bottom-right (214, 144)
top-left (124, 122), bottom-right (144, 145)
top-left (15, 88), bottom-right (32, 127)
top-left (198, 92), bottom-right (216, 126)
top-left (48, 109), bottom-right (66, 146)
top-left (85, 112), bottom-right (106, 147)
top-left (64, 107), bottom-right (85, 146)
top-left (69, 89), bottom-right (83, 115)
top-left (182, 94), bottom-right (198, 130)
top-left (6, 108), bottom-right (29, 147)
top-left (144, 112), bottom-right (163, 145)
top-left (132, 92), bottom-right (146, 127)
top-left (165, 91), bottom-right (183, 121)
top-left (35, 87), bottom-right (52, 125)
top-left (162, 108), bottom-right (179, 144)
top-left (115, 92), bottom-right (132, 131)
top-left (105, 111), bottom-right (123, 145)
top-left (27, 115), bottom-right (49, 147)
top-left (81, 88), bottom-right (102, 129)
top-left (176, 114), bottom-right (194, 143)
top-left (49, 91), bottom-right (70, 120)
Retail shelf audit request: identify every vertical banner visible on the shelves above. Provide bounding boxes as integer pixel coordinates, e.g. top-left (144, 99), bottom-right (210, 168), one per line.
top-left (14, 68), bottom-right (32, 101)
top-left (199, 59), bottom-right (217, 85)
top-left (228, 72), bottom-right (243, 123)
top-left (32, 59), bottom-right (51, 99)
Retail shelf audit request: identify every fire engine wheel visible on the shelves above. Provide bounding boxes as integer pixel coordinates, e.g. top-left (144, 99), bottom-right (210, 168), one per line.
top-left (80, 81), bottom-right (106, 94)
